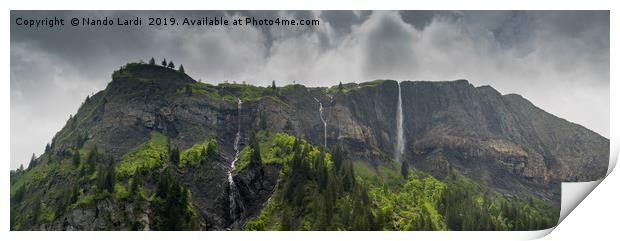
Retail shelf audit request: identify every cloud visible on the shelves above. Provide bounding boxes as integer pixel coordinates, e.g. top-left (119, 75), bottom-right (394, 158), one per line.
top-left (11, 42), bottom-right (106, 169)
top-left (10, 10), bottom-right (609, 169)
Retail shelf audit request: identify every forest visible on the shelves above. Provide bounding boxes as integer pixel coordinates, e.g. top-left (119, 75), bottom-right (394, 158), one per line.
top-left (240, 132), bottom-right (558, 231)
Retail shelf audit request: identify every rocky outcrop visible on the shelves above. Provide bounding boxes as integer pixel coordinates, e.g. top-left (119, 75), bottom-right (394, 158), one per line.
top-left (41, 198), bottom-right (150, 231)
top-left (233, 163), bottom-right (281, 228)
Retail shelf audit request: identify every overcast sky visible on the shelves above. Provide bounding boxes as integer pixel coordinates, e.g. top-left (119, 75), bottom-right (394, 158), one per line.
top-left (10, 10), bottom-right (609, 169)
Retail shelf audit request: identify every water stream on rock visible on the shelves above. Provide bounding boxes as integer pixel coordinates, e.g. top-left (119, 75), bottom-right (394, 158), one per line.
top-left (395, 82), bottom-right (405, 162)
top-left (314, 97), bottom-right (327, 148)
top-left (227, 99), bottom-right (244, 228)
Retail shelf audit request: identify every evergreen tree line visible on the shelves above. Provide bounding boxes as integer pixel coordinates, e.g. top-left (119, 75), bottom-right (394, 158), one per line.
top-left (151, 168), bottom-right (199, 230)
top-left (439, 172), bottom-right (558, 231)
top-left (278, 139), bottom-right (381, 230)
top-left (148, 57), bottom-right (185, 73)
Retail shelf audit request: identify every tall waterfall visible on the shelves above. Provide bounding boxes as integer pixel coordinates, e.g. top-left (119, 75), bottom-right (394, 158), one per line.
top-left (227, 99), bottom-right (244, 226)
top-left (314, 97), bottom-right (327, 148)
top-left (395, 82), bottom-right (405, 162)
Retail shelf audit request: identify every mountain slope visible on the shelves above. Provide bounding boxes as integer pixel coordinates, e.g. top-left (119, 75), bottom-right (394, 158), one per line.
top-left (10, 62), bottom-right (608, 230)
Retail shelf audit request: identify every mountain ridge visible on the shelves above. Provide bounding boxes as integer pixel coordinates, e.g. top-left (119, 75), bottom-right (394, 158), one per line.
top-left (10, 62), bottom-right (608, 230)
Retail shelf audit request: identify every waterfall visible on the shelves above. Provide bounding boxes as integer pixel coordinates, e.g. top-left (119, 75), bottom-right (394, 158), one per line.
top-left (227, 98), bottom-right (244, 227)
top-left (395, 82), bottom-right (405, 162)
top-left (314, 97), bottom-right (327, 148)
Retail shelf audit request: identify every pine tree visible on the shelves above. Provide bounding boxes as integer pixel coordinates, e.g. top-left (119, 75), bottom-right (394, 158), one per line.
top-left (28, 153), bottom-right (37, 169)
top-left (280, 209), bottom-right (293, 230)
top-left (317, 149), bottom-right (328, 190)
top-left (338, 82), bottom-right (343, 92)
top-left (169, 146), bottom-right (180, 166)
top-left (179, 64), bottom-right (185, 73)
top-left (12, 185), bottom-right (25, 204)
top-left (161, 58), bottom-right (167, 67)
top-left (342, 160), bottom-right (355, 192)
top-left (72, 150), bottom-right (81, 166)
top-left (168, 61), bottom-right (175, 69)
top-left (85, 146), bottom-right (99, 174)
top-left (324, 174), bottom-right (336, 226)
top-left (131, 169), bottom-right (143, 198)
top-left (401, 160), bottom-right (409, 180)
top-left (97, 158), bottom-right (116, 193)
top-left (149, 57), bottom-right (155, 65)
top-left (206, 140), bottom-right (218, 159)
top-left (31, 195), bottom-right (42, 224)
top-left (166, 136), bottom-right (172, 154)
top-left (331, 144), bottom-right (344, 172)
top-left (249, 131), bottom-right (262, 164)
top-left (400, 160), bottom-right (409, 180)
top-left (375, 208), bottom-right (385, 230)
top-left (271, 80), bottom-right (276, 92)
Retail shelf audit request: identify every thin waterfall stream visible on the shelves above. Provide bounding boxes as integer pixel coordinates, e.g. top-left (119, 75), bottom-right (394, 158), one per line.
top-left (395, 82), bottom-right (405, 163)
top-left (227, 98), bottom-right (244, 228)
top-left (313, 97), bottom-right (327, 148)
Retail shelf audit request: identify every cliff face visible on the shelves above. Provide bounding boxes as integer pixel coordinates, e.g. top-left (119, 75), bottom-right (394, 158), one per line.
top-left (396, 80), bottom-right (607, 202)
top-left (14, 63), bottom-right (609, 229)
top-left (266, 79), bottom-right (607, 203)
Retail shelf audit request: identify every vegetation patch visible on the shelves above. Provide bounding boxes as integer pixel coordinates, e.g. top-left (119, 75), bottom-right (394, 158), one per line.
top-left (117, 132), bottom-right (168, 178)
top-left (179, 137), bottom-right (218, 168)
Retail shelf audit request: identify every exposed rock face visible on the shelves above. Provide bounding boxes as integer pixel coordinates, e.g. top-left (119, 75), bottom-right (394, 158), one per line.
top-left (42, 65), bottom-right (608, 229)
top-left (41, 198), bottom-right (151, 231)
top-left (397, 80), bottom-right (607, 203)
top-left (233, 163), bottom-right (281, 227)
top-left (176, 156), bottom-right (230, 230)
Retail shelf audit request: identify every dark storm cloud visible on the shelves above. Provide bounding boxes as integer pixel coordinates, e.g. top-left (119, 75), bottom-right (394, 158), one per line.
top-left (319, 10), bottom-right (368, 33)
top-left (10, 10), bottom-right (610, 169)
top-left (398, 10), bottom-right (446, 30)
top-left (360, 12), bottom-right (418, 77)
